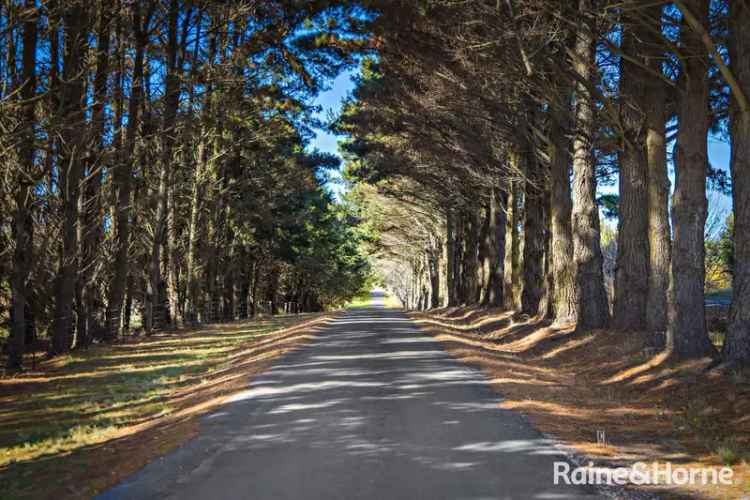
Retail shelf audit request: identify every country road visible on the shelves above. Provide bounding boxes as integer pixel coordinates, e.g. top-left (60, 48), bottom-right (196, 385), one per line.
top-left (100, 292), bottom-right (603, 499)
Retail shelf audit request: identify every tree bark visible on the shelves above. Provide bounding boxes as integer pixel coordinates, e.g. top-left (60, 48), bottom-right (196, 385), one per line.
top-left (152, 0), bottom-right (182, 329)
top-left (571, 1), bottom-right (609, 329)
top-left (8, 0), bottom-right (37, 368)
top-left (478, 201), bottom-right (491, 304)
top-left (462, 207), bottom-right (480, 305)
top-left (484, 187), bottom-right (506, 307)
top-left (548, 96), bottom-right (576, 324)
top-left (643, 9), bottom-right (671, 334)
top-left (521, 148), bottom-right (546, 317)
top-left (78, 2), bottom-right (112, 346)
top-left (106, 1), bottom-right (148, 339)
top-left (504, 178), bottom-right (521, 311)
top-left (723, 0), bottom-right (750, 365)
top-left (429, 244), bottom-right (441, 308)
top-left (51, 2), bottom-right (89, 354)
top-left (614, 16), bottom-right (651, 331)
top-left (668, 0), bottom-right (716, 359)
top-left (446, 208), bottom-right (459, 306)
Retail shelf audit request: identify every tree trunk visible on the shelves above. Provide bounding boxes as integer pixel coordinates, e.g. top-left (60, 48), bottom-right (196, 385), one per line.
top-left (571, 1), bottom-right (609, 329)
top-left (644, 9), bottom-right (671, 334)
top-left (79, 2), bottom-right (112, 346)
top-left (521, 148), bottom-right (546, 317)
top-left (106, 1), bottom-right (147, 339)
top-left (723, 1), bottom-right (750, 365)
top-left (453, 212), bottom-right (465, 303)
top-left (668, 0), bottom-right (716, 359)
top-left (8, 0), bottom-right (36, 368)
top-left (51, 3), bottom-right (89, 354)
top-left (613, 15), bottom-right (651, 331)
top-left (478, 202), bottom-right (491, 305)
top-left (462, 208), bottom-right (480, 305)
top-left (250, 260), bottom-right (261, 317)
top-left (548, 95), bottom-right (576, 324)
top-left (147, 158), bottom-right (169, 331)
top-left (504, 179), bottom-right (521, 311)
top-left (152, 0), bottom-right (181, 329)
top-left (446, 208), bottom-right (459, 306)
top-left (183, 136), bottom-right (207, 323)
top-left (484, 187), bottom-right (506, 307)
top-left (166, 175), bottom-right (181, 324)
top-left (429, 246), bottom-right (441, 308)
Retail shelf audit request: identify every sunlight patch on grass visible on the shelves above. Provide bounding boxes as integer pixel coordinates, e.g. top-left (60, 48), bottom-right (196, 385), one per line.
top-left (0, 315), bottom-right (318, 471)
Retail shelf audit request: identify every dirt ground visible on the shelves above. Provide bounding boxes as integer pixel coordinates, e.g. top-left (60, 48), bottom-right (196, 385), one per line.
top-left (0, 313), bottom-right (333, 499)
top-left (411, 307), bottom-right (750, 500)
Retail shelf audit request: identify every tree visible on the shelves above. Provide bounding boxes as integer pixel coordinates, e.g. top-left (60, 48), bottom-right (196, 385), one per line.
top-left (570, 0), bottom-right (609, 330)
top-left (667, 0), bottom-right (717, 359)
top-left (723, 0), bottom-right (750, 365)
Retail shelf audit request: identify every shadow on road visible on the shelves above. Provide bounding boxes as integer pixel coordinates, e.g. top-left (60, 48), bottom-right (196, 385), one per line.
top-left (101, 304), bottom-right (603, 499)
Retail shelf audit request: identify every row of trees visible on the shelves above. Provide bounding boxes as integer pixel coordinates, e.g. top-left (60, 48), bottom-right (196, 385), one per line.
top-left (0, 0), bottom-right (373, 370)
top-left (338, 0), bottom-right (749, 366)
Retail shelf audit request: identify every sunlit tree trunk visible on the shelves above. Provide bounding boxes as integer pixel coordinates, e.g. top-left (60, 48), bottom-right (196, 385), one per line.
top-left (723, 0), bottom-right (750, 365)
top-left (548, 94), bottom-right (576, 324)
top-left (668, 0), bottom-right (716, 358)
top-left (643, 8), bottom-right (671, 333)
top-left (613, 14), bottom-right (651, 331)
top-left (183, 143), bottom-right (204, 322)
top-left (570, 0), bottom-right (609, 329)
top-left (504, 178), bottom-right (521, 311)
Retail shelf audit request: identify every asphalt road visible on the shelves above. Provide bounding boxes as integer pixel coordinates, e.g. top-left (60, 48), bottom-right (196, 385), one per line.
top-left (99, 292), bottom-right (604, 499)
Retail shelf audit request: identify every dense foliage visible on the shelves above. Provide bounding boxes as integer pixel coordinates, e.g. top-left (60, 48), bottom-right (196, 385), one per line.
top-left (0, 0), bottom-right (373, 369)
top-left (336, 0), bottom-right (749, 366)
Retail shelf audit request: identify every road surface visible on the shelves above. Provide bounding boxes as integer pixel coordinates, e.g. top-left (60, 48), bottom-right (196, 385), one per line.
top-left (100, 292), bottom-right (604, 499)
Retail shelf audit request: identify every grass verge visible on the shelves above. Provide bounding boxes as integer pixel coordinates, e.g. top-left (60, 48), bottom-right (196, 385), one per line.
top-left (0, 313), bottom-right (332, 499)
top-left (411, 307), bottom-right (750, 500)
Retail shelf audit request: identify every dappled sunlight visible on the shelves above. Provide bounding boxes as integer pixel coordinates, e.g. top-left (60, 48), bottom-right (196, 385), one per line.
top-left (412, 305), bottom-right (750, 499)
top-left (328, 318), bottom-right (412, 325)
top-left (540, 334), bottom-right (597, 360)
top-left (0, 313), bottom-right (330, 476)
top-left (380, 336), bottom-right (439, 344)
top-left (601, 350), bottom-right (672, 385)
top-left (227, 380), bottom-right (388, 403)
top-left (454, 439), bottom-right (565, 456)
top-left (71, 305), bottom-right (605, 500)
top-left (312, 350), bottom-right (446, 361)
top-left (414, 313), bottom-right (511, 332)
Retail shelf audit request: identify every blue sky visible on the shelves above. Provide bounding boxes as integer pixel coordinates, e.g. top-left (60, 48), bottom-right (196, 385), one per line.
top-left (309, 68), bottom-right (359, 198)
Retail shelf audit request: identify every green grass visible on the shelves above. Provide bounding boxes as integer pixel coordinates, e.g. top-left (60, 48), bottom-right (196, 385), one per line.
top-left (0, 314), bottom-right (317, 471)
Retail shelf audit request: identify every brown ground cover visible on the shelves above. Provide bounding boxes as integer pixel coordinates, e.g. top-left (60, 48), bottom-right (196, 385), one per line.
top-left (411, 307), bottom-right (750, 499)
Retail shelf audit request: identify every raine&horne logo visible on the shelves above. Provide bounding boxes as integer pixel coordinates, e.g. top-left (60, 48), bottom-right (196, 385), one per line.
top-left (553, 461), bottom-right (734, 487)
